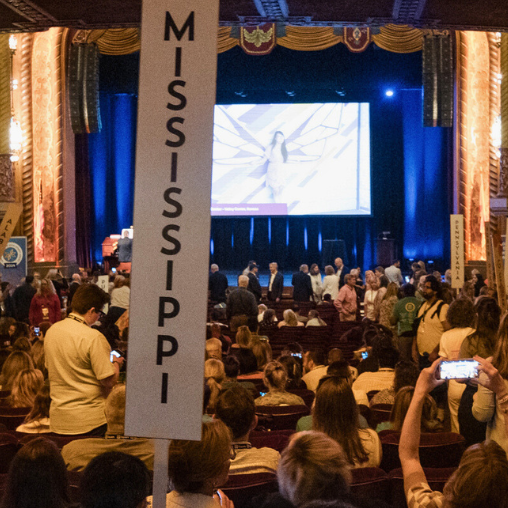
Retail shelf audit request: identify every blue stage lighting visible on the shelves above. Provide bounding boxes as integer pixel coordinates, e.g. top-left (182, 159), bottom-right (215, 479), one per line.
top-left (385, 89), bottom-right (394, 97)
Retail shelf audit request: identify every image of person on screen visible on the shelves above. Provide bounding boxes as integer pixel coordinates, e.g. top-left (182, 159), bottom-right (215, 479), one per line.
top-left (263, 131), bottom-right (288, 203)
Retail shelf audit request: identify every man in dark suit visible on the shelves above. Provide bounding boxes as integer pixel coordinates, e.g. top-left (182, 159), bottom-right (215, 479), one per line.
top-left (12, 274), bottom-right (36, 323)
top-left (267, 262), bottom-right (284, 302)
top-left (291, 264), bottom-right (313, 302)
top-left (226, 275), bottom-right (258, 331)
top-left (335, 257), bottom-right (349, 289)
top-left (246, 263), bottom-right (262, 303)
top-left (209, 264), bottom-right (228, 303)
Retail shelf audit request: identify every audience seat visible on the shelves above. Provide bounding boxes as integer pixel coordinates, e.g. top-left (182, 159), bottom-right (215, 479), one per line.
top-left (0, 407), bottom-right (31, 430)
top-left (255, 405), bottom-right (310, 431)
top-left (369, 403), bottom-right (393, 429)
top-left (250, 429), bottom-right (294, 452)
top-left (286, 388), bottom-right (314, 408)
top-left (350, 467), bottom-right (390, 505)
top-left (18, 433), bottom-right (90, 450)
top-left (221, 472), bottom-right (278, 507)
top-left (379, 431), bottom-right (465, 472)
top-left (366, 390), bottom-right (380, 401)
top-left (389, 467), bottom-right (456, 508)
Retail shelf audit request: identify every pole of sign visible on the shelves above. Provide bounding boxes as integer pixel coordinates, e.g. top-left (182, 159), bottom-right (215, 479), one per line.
top-left (486, 221), bottom-right (495, 288)
top-left (125, 1), bottom-right (219, 507)
top-left (450, 215), bottom-right (464, 289)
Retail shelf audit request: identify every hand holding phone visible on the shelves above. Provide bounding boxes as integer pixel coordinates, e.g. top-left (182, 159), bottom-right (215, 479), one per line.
top-left (110, 350), bottom-right (124, 366)
top-left (439, 359), bottom-right (479, 380)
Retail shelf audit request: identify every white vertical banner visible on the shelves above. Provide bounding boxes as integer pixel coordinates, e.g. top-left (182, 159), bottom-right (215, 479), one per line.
top-left (125, 0), bottom-right (219, 440)
top-left (450, 214), bottom-right (464, 289)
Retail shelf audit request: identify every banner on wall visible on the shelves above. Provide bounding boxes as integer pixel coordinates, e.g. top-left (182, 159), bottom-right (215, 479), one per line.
top-left (125, 0), bottom-right (219, 441)
top-left (0, 203), bottom-right (23, 259)
top-left (450, 215), bottom-right (464, 289)
top-left (0, 236), bottom-right (27, 284)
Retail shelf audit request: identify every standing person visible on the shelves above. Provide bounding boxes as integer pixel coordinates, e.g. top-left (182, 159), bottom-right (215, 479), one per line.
top-left (208, 264), bottom-right (228, 303)
top-left (309, 263), bottom-right (323, 303)
top-left (116, 230), bottom-right (132, 273)
top-left (438, 298), bottom-right (475, 434)
top-left (334, 257), bottom-right (349, 289)
top-left (322, 265), bottom-right (339, 301)
top-left (226, 275), bottom-right (258, 332)
top-left (246, 263), bottom-right (262, 303)
top-left (267, 262), bottom-right (284, 302)
top-left (44, 284), bottom-right (123, 435)
top-left (29, 279), bottom-right (61, 327)
top-left (67, 273), bottom-right (81, 309)
top-left (391, 283), bottom-right (421, 361)
top-left (384, 260), bottom-right (403, 286)
top-left (413, 275), bottom-right (450, 369)
top-left (12, 275), bottom-right (37, 324)
top-left (378, 282), bottom-right (399, 334)
top-left (363, 278), bottom-right (379, 321)
top-left (291, 264), bottom-right (313, 303)
top-left (334, 274), bottom-right (357, 322)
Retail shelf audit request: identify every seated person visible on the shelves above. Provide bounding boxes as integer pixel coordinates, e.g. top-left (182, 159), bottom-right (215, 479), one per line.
top-left (252, 339), bottom-right (273, 372)
top-left (258, 304), bottom-right (268, 323)
top-left (313, 376), bottom-right (381, 468)
top-left (7, 368), bottom-right (44, 408)
top-left (352, 343), bottom-right (399, 393)
top-left (400, 357), bottom-right (508, 508)
top-left (221, 356), bottom-right (257, 394)
top-left (204, 358), bottom-right (225, 414)
top-left (327, 361), bottom-right (368, 407)
top-left (255, 361), bottom-right (305, 406)
top-left (61, 384), bottom-right (154, 471)
top-left (328, 348), bottom-right (357, 380)
top-left (278, 309), bottom-right (305, 328)
top-left (81, 452), bottom-right (150, 508)
top-left (306, 310), bottom-right (327, 327)
top-left (205, 338), bottom-right (222, 360)
top-left (215, 384), bottom-right (280, 474)
top-left (16, 384), bottom-right (51, 433)
top-left (370, 360), bottom-right (419, 406)
top-left (260, 309), bottom-right (278, 328)
top-left (209, 323), bottom-right (231, 354)
top-left (302, 350), bottom-right (328, 392)
top-left (278, 354), bottom-right (307, 390)
top-left (376, 386), bottom-right (442, 433)
top-left (230, 325), bottom-right (258, 375)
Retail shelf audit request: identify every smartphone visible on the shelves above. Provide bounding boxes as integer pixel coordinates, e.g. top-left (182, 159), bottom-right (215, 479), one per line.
top-left (362, 351), bottom-right (369, 360)
top-left (291, 352), bottom-right (302, 358)
top-left (259, 392), bottom-right (267, 397)
top-left (112, 267), bottom-right (117, 273)
top-left (34, 327), bottom-right (40, 336)
top-left (439, 359), bottom-right (479, 380)
top-left (110, 350), bottom-right (122, 363)
top-left (404, 276), bottom-right (410, 283)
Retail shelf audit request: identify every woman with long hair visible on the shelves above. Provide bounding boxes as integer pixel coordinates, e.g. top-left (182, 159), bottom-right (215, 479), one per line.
top-left (29, 279), bottom-right (61, 327)
top-left (16, 384), bottom-right (51, 433)
top-left (377, 282), bottom-right (399, 332)
top-left (255, 361), bottom-right (305, 406)
top-left (473, 313), bottom-right (508, 454)
top-left (0, 351), bottom-right (34, 391)
top-left (230, 325), bottom-right (258, 374)
top-left (312, 376), bottom-right (381, 468)
top-left (8, 369), bottom-right (44, 408)
top-left (163, 420), bottom-right (234, 507)
top-left (204, 359), bottom-right (225, 414)
top-left (459, 297), bottom-right (501, 447)
top-left (278, 309), bottom-right (304, 328)
top-left (309, 263), bottom-right (323, 303)
top-left (1, 437), bottom-right (71, 508)
top-left (306, 310), bottom-right (327, 327)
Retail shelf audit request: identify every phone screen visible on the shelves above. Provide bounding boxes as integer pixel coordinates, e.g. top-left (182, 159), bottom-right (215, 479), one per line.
top-left (439, 359), bottom-right (479, 380)
top-left (291, 353), bottom-right (302, 358)
top-left (34, 327), bottom-right (40, 336)
top-left (361, 351), bottom-right (369, 360)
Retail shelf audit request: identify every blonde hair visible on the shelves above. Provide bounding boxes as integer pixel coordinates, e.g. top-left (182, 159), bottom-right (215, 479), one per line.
top-left (205, 338), bottom-right (222, 360)
top-left (278, 431), bottom-right (352, 506)
top-left (204, 359), bottom-right (225, 412)
top-left (252, 340), bottom-right (272, 370)
top-left (236, 326), bottom-right (252, 348)
top-left (263, 360), bottom-right (288, 391)
top-left (9, 369), bottom-right (44, 408)
top-left (283, 309), bottom-right (299, 327)
top-left (324, 265), bottom-right (335, 276)
top-left (389, 386), bottom-right (440, 432)
top-left (383, 282), bottom-right (399, 301)
top-left (493, 313), bottom-right (508, 378)
top-left (0, 351), bottom-right (34, 391)
top-left (167, 420), bottom-right (232, 493)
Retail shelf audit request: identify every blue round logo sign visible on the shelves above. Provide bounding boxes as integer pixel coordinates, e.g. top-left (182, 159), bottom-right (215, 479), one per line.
top-left (1, 243), bottom-right (23, 268)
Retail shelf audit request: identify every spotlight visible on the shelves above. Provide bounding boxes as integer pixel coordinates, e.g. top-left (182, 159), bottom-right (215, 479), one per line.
top-left (286, 91), bottom-right (295, 97)
top-left (385, 89), bottom-right (394, 97)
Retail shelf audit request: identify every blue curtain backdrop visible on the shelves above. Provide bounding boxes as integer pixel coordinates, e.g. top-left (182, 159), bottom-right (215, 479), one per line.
top-left (87, 47), bottom-right (452, 272)
top-left (89, 92), bottom-right (137, 261)
top-left (402, 89), bottom-right (451, 263)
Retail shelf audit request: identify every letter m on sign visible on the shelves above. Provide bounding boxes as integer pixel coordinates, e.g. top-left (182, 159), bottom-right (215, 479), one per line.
top-left (164, 12), bottom-right (195, 41)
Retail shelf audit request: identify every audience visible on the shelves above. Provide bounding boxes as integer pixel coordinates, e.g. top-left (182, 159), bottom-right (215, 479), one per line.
top-left (278, 309), bottom-right (305, 328)
top-left (204, 359), bottom-right (225, 414)
top-left (0, 351), bottom-right (34, 390)
top-left (352, 344), bottom-right (399, 393)
top-left (230, 325), bottom-right (258, 374)
top-left (255, 361), bottom-right (305, 406)
top-left (8, 368), bottom-right (44, 408)
top-left (369, 360), bottom-right (419, 406)
top-left (302, 350), bottom-right (328, 392)
top-left (16, 384), bottom-right (51, 433)
top-left (215, 384), bottom-right (280, 474)
top-left (80, 452), bottom-right (150, 508)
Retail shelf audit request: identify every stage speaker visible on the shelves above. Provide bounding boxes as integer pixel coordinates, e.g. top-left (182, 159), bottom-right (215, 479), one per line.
top-left (68, 44), bottom-right (101, 134)
top-left (423, 34), bottom-right (453, 128)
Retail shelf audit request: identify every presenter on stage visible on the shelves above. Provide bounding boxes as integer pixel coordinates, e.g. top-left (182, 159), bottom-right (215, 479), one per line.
top-left (116, 230), bottom-right (133, 273)
top-left (262, 131), bottom-right (288, 203)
